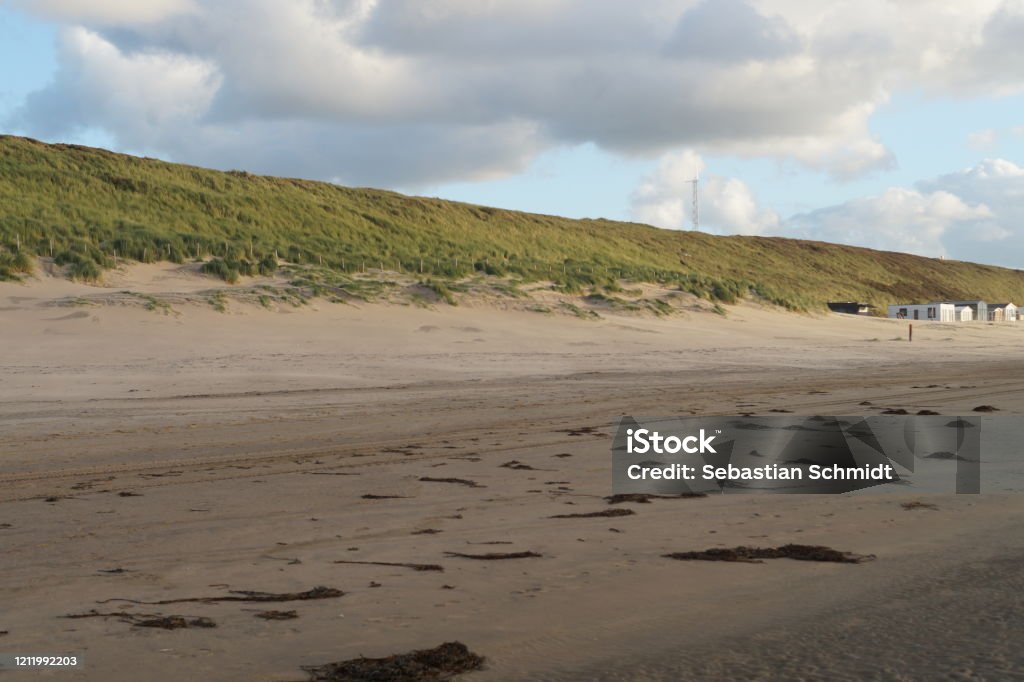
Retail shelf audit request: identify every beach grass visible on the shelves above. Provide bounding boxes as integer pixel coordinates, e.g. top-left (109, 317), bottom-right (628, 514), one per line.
top-left (5, 134), bottom-right (1024, 311)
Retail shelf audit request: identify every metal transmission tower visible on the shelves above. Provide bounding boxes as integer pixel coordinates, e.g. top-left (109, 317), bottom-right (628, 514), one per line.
top-left (688, 173), bottom-right (700, 231)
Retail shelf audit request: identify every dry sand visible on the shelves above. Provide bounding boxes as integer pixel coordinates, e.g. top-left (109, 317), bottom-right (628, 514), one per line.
top-left (2, 265), bottom-right (1023, 680)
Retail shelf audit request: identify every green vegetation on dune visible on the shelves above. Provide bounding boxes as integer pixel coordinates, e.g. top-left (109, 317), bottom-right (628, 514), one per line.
top-left (3, 134), bottom-right (1024, 311)
top-left (0, 248), bottom-right (34, 280)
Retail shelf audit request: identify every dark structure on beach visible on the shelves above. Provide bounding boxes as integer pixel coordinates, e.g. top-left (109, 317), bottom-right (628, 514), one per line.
top-left (827, 301), bottom-right (872, 315)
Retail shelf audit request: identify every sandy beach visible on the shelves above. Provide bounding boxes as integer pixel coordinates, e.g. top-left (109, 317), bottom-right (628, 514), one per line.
top-left (2, 265), bottom-right (1023, 680)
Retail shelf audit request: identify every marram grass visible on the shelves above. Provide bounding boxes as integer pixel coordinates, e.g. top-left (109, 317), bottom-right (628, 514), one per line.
top-left (4, 134), bottom-right (1024, 312)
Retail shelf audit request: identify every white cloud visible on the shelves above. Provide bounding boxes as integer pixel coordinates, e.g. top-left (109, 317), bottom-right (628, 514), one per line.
top-left (164, 118), bottom-right (549, 188)
top-left (786, 188), bottom-right (994, 258)
top-left (785, 159), bottom-right (1024, 265)
top-left (631, 155), bottom-right (1024, 267)
top-left (951, 0), bottom-right (1024, 96)
top-left (7, 0), bottom-right (1024, 187)
top-left (712, 102), bottom-right (895, 179)
top-left (631, 150), bottom-right (705, 230)
top-left (702, 176), bottom-right (782, 235)
top-left (15, 28), bottom-right (221, 152)
top-left (11, 0), bottom-right (198, 25)
top-left (663, 0), bottom-right (799, 63)
top-left (631, 150), bottom-right (780, 235)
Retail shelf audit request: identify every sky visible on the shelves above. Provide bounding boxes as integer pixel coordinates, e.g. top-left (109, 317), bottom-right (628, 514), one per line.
top-left (2, 1), bottom-right (1024, 267)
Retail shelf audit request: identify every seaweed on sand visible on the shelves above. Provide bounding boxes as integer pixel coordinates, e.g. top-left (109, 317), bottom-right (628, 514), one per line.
top-left (499, 460), bottom-right (536, 470)
top-left (64, 610), bottom-right (216, 630)
top-left (255, 610), bottom-right (299, 620)
top-left (334, 560), bottom-right (443, 572)
top-left (302, 641), bottom-right (484, 681)
top-left (134, 615), bottom-right (216, 629)
top-left (900, 501), bottom-right (938, 510)
top-left (550, 509), bottom-right (635, 519)
top-left (419, 477), bottom-right (484, 488)
top-left (559, 425), bottom-right (599, 437)
top-left (663, 544), bottom-right (874, 564)
top-left (96, 586), bottom-right (343, 605)
top-left (604, 493), bottom-right (706, 504)
top-left (444, 551), bottom-right (542, 560)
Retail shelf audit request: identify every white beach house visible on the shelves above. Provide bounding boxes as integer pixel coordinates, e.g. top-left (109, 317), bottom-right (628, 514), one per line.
top-left (887, 303), bottom-right (956, 322)
top-left (946, 300), bottom-right (987, 321)
top-left (988, 303), bottom-right (1017, 322)
top-left (954, 306), bottom-right (974, 321)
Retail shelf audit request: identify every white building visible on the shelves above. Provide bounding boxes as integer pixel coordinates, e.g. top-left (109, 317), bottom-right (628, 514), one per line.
top-left (989, 303), bottom-right (1018, 322)
top-left (946, 300), bottom-right (987, 321)
top-left (954, 306), bottom-right (973, 321)
top-left (888, 303), bottom-right (956, 322)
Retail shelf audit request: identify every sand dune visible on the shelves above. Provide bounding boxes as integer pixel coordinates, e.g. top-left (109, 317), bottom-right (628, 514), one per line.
top-left (2, 265), bottom-right (1023, 680)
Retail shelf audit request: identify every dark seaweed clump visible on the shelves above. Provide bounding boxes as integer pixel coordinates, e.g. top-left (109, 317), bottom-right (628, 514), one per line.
top-left (64, 610), bottom-right (216, 630)
top-left (303, 641), bottom-right (485, 681)
top-left (550, 508), bottom-right (635, 519)
top-left (663, 544), bottom-right (874, 564)
top-left (444, 551), bottom-right (541, 560)
top-left (604, 493), bottom-right (706, 504)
